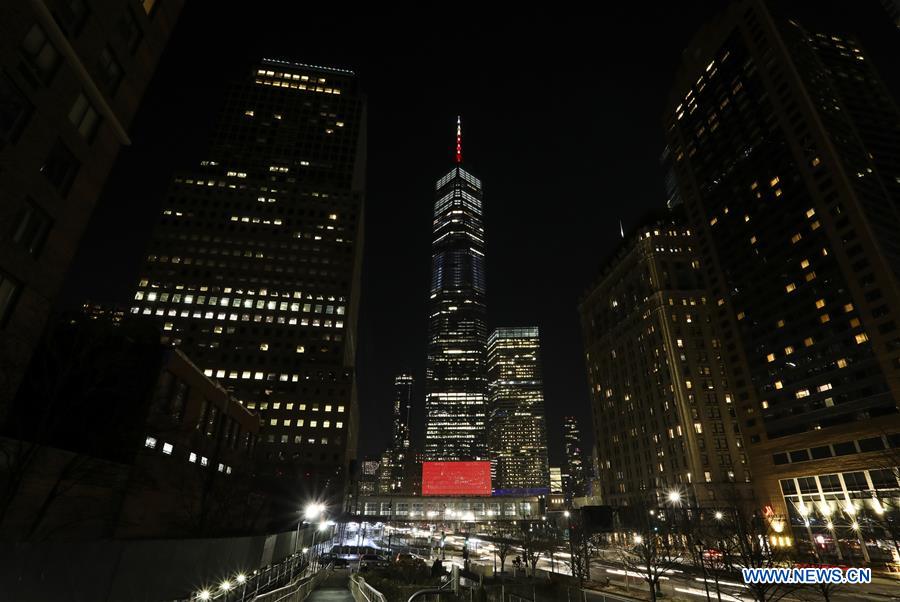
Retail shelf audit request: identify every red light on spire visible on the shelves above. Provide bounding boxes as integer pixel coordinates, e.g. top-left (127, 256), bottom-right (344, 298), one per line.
top-left (456, 115), bottom-right (462, 164)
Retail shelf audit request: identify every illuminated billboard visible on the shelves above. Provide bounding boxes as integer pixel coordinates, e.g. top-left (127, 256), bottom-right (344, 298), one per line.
top-left (421, 461), bottom-right (491, 496)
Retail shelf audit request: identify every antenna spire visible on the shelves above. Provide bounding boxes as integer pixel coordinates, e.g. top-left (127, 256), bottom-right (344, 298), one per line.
top-left (456, 115), bottom-right (462, 164)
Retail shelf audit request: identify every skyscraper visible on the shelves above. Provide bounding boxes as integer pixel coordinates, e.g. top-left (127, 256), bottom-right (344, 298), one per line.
top-left (664, 0), bottom-right (900, 549)
top-left (132, 58), bottom-right (366, 499)
top-left (0, 0), bottom-right (182, 420)
top-left (487, 327), bottom-right (550, 494)
top-left (378, 373), bottom-right (413, 493)
top-left (562, 416), bottom-right (585, 503)
top-left (579, 214), bottom-right (749, 506)
top-left (392, 373), bottom-right (413, 456)
top-left (424, 119), bottom-right (488, 461)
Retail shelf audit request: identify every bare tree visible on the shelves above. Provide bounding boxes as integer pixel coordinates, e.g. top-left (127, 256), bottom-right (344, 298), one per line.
top-left (716, 486), bottom-right (797, 602)
top-left (617, 497), bottom-right (683, 602)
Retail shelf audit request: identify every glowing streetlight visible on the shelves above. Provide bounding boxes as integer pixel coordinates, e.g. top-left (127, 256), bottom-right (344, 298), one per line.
top-left (851, 521), bottom-right (860, 531)
top-left (197, 590), bottom-right (211, 601)
top-left (235, 574), bottom-right (247, 584)
top-left (302, 547), bottom-right (309, 553)
top-left (318, 521), bottom-right (329, 532)
top-left (305, 503), bottom-right (325, 520)
top-left (564, 511), bottom-right (571, 518)
top-left (220, 580), bottom-right (232, 591)
top-left (634, 534), bottom-right (643, 544)
top-left (667, 490), bottom-right (681, 504)
top-left (714, 511), bottom-right (724, 521)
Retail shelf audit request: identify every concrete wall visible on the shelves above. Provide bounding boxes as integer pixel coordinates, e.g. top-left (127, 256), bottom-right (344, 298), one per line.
top-left (0, 527), bottom-right (319, 601)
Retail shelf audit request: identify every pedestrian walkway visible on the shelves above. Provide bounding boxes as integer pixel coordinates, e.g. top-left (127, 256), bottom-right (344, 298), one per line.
top-left (307, 570), bottom-right (354, 602)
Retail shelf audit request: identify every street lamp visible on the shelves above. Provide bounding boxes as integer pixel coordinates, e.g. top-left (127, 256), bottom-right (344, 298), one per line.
top-left (220, 580), bottom-right (232, 592)
top-left (197, 590), bottom-right (211, 601)
top-left (305, 502), bottom-right (326, 521)
top-left (714, 511), bottom-right (723, 521)
top-left (564, 511), bottom-right (571, 518)
top-left (667, 490), bottom-right (681, 504)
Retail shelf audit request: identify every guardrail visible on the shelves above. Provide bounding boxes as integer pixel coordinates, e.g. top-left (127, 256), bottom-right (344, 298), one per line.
top-left (348, 573), bottom-right (387, 602)
top-left (251, 566), bottom-right (326, 602)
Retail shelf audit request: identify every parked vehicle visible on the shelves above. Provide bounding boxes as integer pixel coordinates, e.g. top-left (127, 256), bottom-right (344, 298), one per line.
top-left (359, 554), bottom-right (390, 571)
top-left (331, 557), bottom-right (350, 568)
top-left (394, 552), bottom-right (425, 568)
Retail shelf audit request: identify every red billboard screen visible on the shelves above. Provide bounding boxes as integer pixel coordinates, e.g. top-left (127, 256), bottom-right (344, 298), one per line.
top-left (422, 461), bottom-right (492, 496)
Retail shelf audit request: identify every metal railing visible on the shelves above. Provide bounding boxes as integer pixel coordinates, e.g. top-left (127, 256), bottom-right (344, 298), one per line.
top-left (348, 573), bottom-right (388, 602)
top-left (251, 566), bottom-right (327, 602)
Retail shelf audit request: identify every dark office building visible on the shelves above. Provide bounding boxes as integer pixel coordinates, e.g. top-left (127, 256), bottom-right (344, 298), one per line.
top-left (580, 216), bottom-right (750, 507)
top-left (0, 0), bottom-right (181, 421)
top-left (562, 416), bottom-right (586, 503)
top-left (424, 119), bottom-right (489, 461)
top-left (131, 58), bottom-right (366, 501)
top-left (664, 0), bottom-right (900, 555)
top-left (380, 372), bottom-right (413, 493)
top-left (487, 327), bottom-right (549, 494)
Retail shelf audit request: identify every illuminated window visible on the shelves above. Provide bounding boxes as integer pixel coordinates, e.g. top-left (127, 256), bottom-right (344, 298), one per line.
top-left (761, 400), bottom-right (769, 409)
top-left (694, 422), bottom-right (703, 434)
top-left (259, 343), bottom-right (269, 351)
top-left (766, 353), bottom-right (776, 362)
top-left (144, 436), bottom-right (157, 449)
top-left (801, 259), bottom-right (810, 269)
top-left (785, 283), bottom-right (796, 293)
top-left (843, 303), bottom-right (854, 313)
top-left (849, 318), bottom-right (861, 328)
top-left (806, 208), bottom-right (816, 218)
top-left (737, 312), bottom-right (745, 320)
top-left (791, 233), bottom-right (802, 244)
top-left (837, 358), bottom-right (847, 368)
top-left (817, 383), bottom-right (832, 393)
top-left (855, 333), bottom-right (869, 344)
top-left (325, 404), bottom-right (332, 412)
top-left (811, 157), bottom-right (820, 167)
top-left (770, 176), bottom-right (780, 187)
top-left (795, 389), bottom-right (810, 399)
top-left (820, 314), bottom-right (830, 323)
top-left (337, 405), bottom-right (345, 413)
top-left (777, 319), bottom-right (785, 328)
top-left (162, 442), bottom-right (173, 455)
top-left (775, 381), bottom-right (783, 390)
top-left (804, 337), bottom-right (814, 347)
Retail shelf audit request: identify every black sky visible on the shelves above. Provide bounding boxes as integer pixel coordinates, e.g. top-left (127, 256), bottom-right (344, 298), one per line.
top-left (61, 1), bottom-right (899, 466)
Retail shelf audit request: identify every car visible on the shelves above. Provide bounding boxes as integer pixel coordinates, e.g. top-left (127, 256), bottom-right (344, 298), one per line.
top-left (359, 554), bottom-right (390, 571)
top-left (331, 557), bottom-right (350, 568)
top-left (394, 553), bottom-right (425, 568)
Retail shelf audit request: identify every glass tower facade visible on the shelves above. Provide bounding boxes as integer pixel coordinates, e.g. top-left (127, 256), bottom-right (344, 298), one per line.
top-left (487, 327), bottom-right (550, 494)
top-left (424, 128), bottom-right (488, 461)
top-left (132, 58), bottom-right (366, 498)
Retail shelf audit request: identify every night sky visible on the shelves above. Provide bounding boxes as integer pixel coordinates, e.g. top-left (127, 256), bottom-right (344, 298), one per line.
top-left (60, 2), bottom-right (898, 466)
